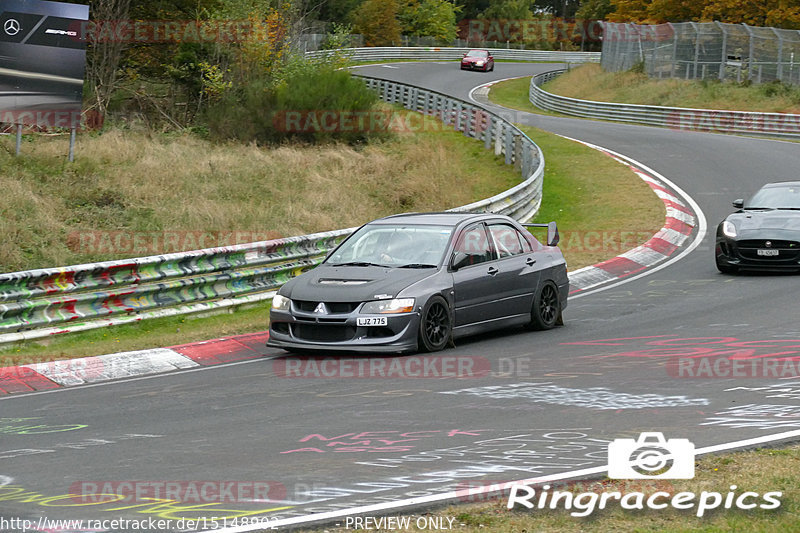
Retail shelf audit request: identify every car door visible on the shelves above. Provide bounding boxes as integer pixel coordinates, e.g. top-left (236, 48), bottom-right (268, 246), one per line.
top-left (450, 222), bottom-right (499, 328)
top-left (484, 222), bottom-right (540, 319)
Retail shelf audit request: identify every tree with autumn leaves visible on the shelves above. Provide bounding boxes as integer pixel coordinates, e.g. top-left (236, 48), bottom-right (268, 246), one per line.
top-left (352, 0), bottom-right (460, 46)
top-left (609, 0), bottom-right (800, 29)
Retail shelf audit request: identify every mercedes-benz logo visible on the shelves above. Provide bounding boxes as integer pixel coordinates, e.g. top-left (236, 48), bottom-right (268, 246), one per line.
top-left (4, 19), bottom-right (21, 36)
top-left (766, 241), bottom-right (773, 248)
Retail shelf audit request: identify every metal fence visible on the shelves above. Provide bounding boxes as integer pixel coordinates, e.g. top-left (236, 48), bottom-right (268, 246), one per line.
top-left (307, 47), bottom-right (599, 63)
top-left (529, 69), bottom-right (800, 140)
top-left (0, 76), bottom-right (545, 345)
top-left (602, 21), bottom-right (800, 85)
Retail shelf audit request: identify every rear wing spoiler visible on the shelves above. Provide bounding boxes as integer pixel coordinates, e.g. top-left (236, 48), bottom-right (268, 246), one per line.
top-left (521, 221), bottom-right (560, 247)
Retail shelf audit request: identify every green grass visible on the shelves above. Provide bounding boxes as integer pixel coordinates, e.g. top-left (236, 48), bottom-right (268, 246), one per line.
top-left (524, 126), bottom-right (664, 269)
top-left (544, 63), bottom-right (800, 113)
top-left (0, 108), bottom-right (517, 274)
top-left (305, 444), bottom-right (800, 532)
top-left (486, 75), bottom-right (567, 119)
top-left (0, 302), bottom-right (272, 367)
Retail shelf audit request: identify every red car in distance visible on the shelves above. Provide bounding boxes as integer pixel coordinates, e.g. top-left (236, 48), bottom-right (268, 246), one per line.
top-left (460, 49), bottom-right (494, 72)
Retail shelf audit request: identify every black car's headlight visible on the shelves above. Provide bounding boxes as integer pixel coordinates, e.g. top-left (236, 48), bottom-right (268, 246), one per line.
top-left (271, 294), bottom-right (292, 311)
top-left (722, 220), bottom-right (737, 238)
top-left (361, 298), bottom-right (415, 314)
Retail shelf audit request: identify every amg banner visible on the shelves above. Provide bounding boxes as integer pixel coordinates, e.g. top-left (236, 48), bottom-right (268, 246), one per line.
top-left (0, 0), bottom-right (88, 129)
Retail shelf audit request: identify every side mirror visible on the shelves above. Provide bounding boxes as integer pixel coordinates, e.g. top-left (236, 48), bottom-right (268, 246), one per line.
top-left (451, 251), bottom-right (470, 271)
top-left (732, 199), bottom-right (744, 209)
top-left (547, 221), bottom-right (560, 247)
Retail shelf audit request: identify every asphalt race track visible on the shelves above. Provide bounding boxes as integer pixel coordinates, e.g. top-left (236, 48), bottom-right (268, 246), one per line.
top-left (2, 62), bottom-right (800, 532)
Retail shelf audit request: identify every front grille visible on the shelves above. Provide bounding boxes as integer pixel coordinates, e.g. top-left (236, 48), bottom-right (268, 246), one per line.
top-left (294, 301), bottom-right (360, 314)
top-left (291, 324), bottom-right (357, 342)
top-left (737, 240), bottom-right (800, 249)
top-left (736, 240), bottom-right (800, 261)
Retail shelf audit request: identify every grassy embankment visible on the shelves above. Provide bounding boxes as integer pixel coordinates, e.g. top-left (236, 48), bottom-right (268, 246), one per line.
top-left (2, 106), bottom-right (663, 364)
top-left (489, 63), bottom-right (800, 114)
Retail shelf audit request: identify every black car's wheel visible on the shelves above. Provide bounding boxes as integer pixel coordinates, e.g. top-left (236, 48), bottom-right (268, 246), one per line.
top-left (530, 281), bottom-right (562, 330)
top-left (418, 295), bottom-right (452, 352)
top-left (715, 256), bottom-right (738, 274)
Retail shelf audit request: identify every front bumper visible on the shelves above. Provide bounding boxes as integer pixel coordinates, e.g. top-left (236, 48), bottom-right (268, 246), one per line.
top-left (716, 237), bottom-right (800, 271)
top-left (267, 306), bottom-right (420, 353)
top-left (460, 61), bottom-right (487, 71)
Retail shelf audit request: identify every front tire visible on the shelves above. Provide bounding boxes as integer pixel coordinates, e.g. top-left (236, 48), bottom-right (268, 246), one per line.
top-left (418, 295), bottom-right (452, 352)
top-left (530, 281), bottom-right (561, 330)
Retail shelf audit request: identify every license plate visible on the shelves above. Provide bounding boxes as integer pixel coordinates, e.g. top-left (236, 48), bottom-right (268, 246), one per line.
top-left (757, 249), bottom-right (779, 256)
top-left (357, 317), bottom-right (388, 326)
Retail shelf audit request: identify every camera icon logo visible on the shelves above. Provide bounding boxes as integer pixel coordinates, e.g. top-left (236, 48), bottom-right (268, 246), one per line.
top-left (608, 432), bottom-right (695, 479)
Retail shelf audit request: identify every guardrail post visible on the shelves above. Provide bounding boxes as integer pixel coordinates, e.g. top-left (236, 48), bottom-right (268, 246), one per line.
top-left (455, 102), bottom-right (463, 133)
top-left (494, 121), bottom-right (503, 156)
top-left (504, 127), bottom-right (513, 165)
top-left (483, 113), bottom-right (492, 148)
top-left (513, 134), bottom-right (522, 171)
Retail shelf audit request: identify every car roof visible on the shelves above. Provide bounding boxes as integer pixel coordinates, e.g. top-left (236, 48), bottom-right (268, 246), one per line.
top-left (369, 212), bottom-right (507, 227)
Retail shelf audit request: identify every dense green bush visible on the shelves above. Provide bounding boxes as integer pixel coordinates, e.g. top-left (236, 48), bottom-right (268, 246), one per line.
top-left (204, 60), bottom-right (384, 145)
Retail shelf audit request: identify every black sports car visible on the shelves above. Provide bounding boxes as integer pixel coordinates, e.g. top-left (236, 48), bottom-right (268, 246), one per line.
top-left (267, 212), bottom-right (568, 354)
top-left (715, 181), bottom-right (800, 273)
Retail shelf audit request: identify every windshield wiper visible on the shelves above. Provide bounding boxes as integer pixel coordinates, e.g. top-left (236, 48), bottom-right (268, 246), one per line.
top-left (397, 263), bottom-right (437, 269)
top-left (328, 261), bottom-right (386, 267)
top-left (743, 207), bottom-right (775, 210)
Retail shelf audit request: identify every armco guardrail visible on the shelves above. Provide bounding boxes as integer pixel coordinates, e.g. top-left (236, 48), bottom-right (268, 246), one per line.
top-left (0, 75), bottom-right (544, 345)
top-left (530, 69), bottom-right (800, 140)
top-left (308, 46), bottom-right (599, 64)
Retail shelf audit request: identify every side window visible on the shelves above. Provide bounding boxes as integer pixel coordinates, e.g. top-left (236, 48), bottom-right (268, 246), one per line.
top-left (489, 224), bottom-right (528, 258)
top-left (453, 224), bottom-right (493, 267)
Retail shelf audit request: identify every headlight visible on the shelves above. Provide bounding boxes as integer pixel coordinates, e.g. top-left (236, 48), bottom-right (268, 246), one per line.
top-left (722, 220), bottom-right (737, 238)
top-left (476, 61), bottom-right (484, 66)
top-left (271, 294), bottom-right (291, 311)
top-left (361, 298), bottom-right (415, 314)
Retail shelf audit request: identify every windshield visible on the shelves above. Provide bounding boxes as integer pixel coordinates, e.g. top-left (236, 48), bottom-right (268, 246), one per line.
top-left (467, 50), bottom-right (488, 57)
top-left (326, 224), bottom-right (453, 267)
top-left (745, 185), bottom-right (800, 209)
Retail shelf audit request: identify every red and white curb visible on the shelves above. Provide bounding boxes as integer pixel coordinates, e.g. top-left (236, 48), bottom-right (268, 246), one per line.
top-left (0, 332), bottom-right (270, 395)
top-left (565, 137), bottom-right (700, 294)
